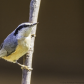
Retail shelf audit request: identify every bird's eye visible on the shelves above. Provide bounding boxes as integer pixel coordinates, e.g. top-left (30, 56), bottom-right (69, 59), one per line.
top-left (23, 25), bottom-right (29, 27)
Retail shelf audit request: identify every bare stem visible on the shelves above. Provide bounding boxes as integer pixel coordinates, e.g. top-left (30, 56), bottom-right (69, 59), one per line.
top-left (22, 0), bottom-right (41, 84)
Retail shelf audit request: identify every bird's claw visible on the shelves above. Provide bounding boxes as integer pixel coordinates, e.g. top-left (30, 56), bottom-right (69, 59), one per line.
top-left (21, 65), bottom-right (33, 71)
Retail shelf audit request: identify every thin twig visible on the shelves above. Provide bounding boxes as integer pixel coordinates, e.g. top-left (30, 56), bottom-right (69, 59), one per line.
top-left (22, 0), bottom-right (41, 84)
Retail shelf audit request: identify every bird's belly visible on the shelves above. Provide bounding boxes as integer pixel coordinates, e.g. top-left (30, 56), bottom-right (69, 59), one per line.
top-left (2, 36), bottom-right (31, 63)
top-left (2, 45), bottom-right (28, 63)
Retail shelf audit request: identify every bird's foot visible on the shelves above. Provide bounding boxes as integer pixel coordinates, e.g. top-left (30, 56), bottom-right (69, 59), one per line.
top-left (21, 65), bottom-right (33, 71)
top-left (16, 61), bottom-right (33, 71)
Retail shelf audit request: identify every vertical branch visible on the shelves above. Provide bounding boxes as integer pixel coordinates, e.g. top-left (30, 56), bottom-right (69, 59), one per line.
top-left (22, 0), bottom-right (41, 84)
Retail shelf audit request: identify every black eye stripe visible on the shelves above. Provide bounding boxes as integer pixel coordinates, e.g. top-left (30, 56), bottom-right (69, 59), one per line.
top-left (14, 25), bottom-right (29, 36)
top-left (24, 25), bottom-right (29, 27)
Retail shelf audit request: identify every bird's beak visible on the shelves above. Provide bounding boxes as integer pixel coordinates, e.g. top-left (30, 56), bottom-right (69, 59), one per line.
top-left (32, 22), bottom-right (39, 26)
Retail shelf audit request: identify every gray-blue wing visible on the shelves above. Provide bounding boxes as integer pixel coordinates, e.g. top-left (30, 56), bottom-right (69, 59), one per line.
top-left (0, 32), bottom-right (18, 56)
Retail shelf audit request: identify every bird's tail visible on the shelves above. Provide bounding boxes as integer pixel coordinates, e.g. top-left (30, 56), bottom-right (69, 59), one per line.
top-left (0, 48), bottom-right (7, 57)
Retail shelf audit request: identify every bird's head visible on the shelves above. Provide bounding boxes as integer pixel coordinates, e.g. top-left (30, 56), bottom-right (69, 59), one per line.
top-left (14, 22), bottom-right (38, 38)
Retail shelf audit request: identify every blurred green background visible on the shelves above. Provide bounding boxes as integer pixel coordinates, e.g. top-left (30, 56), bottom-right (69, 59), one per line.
top-left (0, 0), bottom-right (84, 84)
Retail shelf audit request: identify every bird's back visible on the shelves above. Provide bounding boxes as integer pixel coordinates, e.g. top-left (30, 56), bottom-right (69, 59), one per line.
top-left (0, 32), bottom-right (18, 56)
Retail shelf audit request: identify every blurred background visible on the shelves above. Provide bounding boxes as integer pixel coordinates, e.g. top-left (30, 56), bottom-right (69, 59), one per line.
top-left (0, 0), bottom-right (84, 84)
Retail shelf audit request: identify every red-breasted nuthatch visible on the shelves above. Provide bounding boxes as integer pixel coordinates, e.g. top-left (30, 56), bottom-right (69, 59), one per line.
top-left (0, 22), bottom-right (38, 70)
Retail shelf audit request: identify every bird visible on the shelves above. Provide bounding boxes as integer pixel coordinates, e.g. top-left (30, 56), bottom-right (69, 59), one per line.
top-left (0, 22), bottom-right (38, 70)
